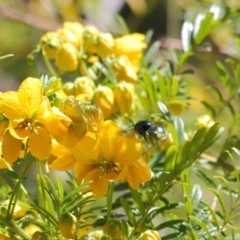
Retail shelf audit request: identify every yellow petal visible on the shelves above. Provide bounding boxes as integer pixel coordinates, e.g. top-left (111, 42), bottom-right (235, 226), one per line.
top-left (0, 157), bottom-right (9, 169)
top-left (84, 169), bottom-right (109, 199)
top-left (0, 92), bottom-right (24, 119)
top-left (74, 161), bottom-right (95, 183)
top-left (127, 158), bottom-right (153, 189)
top-left (115, 136), bottom-right (143, 165)
top-left (49, 154), bottom-right (77, 171)
top-left (71, 135), bottom-right (99, 164)
top-left (29, 127), bottom-right (51, 160)
top-left (98, 120), bottom-right (122, 157)
top-left (2, 131), bottom-right (22, 163)
top-left (51, 139), bottom-right (72, 157)
top-left (17, 78), bottom-right (43, 117)
top-left (9, 120), bottom-right (32, 139)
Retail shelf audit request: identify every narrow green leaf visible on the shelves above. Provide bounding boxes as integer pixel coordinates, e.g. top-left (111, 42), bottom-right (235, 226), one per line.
top-left (119, 197), bottom-right (136, 225)
top-left (215, 61), bottom-right (233, 93)
top-left (57, 176), bottom-right (64, 203)
top-left (201, 101), bottom-right (216, 117)
top-left (189, 215), bottom-right (212, 239)
top-left (130, 188), bottom-right (145, 215)
top-left (171, 75), bottom-right (179, 97)
top-left (194, 12), bottom-right (214, 45)
top-left (155, 172), bottom-right (172, 193)
top-left (155, 70), bottom-right (167, 101)
top-left (201, 200), bottom-right (220, 229)
top-left (191, 184), bottom-right (202, 209)
top-left (209, 188), bottom-right (227, 218)
top-left (155, 219), bottom-right (185, 231)
top-left (195, 169), bottom-right (217, 188)
top-left (161, 232), bottom-right (185, 240)
top-left (214, 176), bottom-right (232, 205)
top-left (173, 117), bottom-right (186, 144)
top-left (181, 21), bottom-right (194, 52)
top-left (144, 41), bottom-right (161, 63)
top-left (4, 170), bottom-right (19, 179)
top-left (200, 123), bottom-right (224, 152)
top-left (178, 51), bottom-right (193, 69)
top-left (164, 145), bottom-right (178, 173)
top-left (174, 140), bottom-right (191, 172)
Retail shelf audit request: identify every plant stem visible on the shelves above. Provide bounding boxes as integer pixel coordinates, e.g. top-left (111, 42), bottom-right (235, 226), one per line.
top-left (42, 51), bottom-right (58, 77)
top-left (107, 181), bottom-right (114, 221)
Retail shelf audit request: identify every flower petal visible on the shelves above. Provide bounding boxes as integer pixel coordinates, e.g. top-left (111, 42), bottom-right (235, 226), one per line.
top-left (71, 134), bottom-right (99, 164)
top-left (29, 127), bottom-right (51, 160)
top-left (115, 136), bottom-right (143, 165)
top-left (2, 131), bottom-right (22, 163)
top-left (84, 169), bottom-right (109, 198)
top-left (127, 158), bottom-right (153, 189)
top-left (0, 92), bottom-right (23, 119)
top-left (49, 154), bottom-right (77, 171)
top-left (17, 78), bottom-right (43, 117)
top-left (98, 120), bottom-right (122, 157)
top-left (74, 161), bottom-right (95, 183)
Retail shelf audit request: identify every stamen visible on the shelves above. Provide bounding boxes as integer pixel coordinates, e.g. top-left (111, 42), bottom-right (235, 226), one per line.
top-left (14, 118), bottom-right (33, 132)
top-left (106, 161), bottom-right (122, 174)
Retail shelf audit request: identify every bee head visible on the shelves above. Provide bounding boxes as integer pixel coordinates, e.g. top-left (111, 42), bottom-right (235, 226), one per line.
top-left (134, 121), bottom-right (153, 137)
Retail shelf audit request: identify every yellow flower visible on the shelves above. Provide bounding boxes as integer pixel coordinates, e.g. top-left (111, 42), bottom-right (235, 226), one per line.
top-left (74, 77), bottom-right (94, 101)
top-left (0, 78), bottom-right (52, 161)
top-left (0, 77), bottom-right (77, 162)
top-left (59, 213), bottom-right (78, 239)
top-left (137, 230), bottom-right (161, 240)
top-left (114, 81), bottom-right (134, 114)
top-left (1, 200), bottom-right (27, 220)
top-left (166, 99), bottom-right (187, 115)
top-left (57, 27), bottom-right (80, 47)
top-left (196, 115), bottom-right (215, 130)
top-left (96, 33), bottom-right (115, 58)
top-left (115, 33), bottom-right (147, 67)
top-left (114, 56), bottom-right (138, 84)
top-left (72, 120), bottom-right (152, 198)
top-left (55, 43), bottom-right (78, 72)
top-left (63, 22), bottom-right (84, 44)
top-left (93, 86), bottom-right (115, 119)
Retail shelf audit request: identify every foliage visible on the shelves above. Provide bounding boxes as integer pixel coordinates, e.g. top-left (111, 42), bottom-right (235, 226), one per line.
top-left (1, 2), bottom-right (240, 240)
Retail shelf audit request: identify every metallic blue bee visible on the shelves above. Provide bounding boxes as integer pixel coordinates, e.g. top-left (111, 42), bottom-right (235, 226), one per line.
top-left (134, 120), bottom-right (169, 145)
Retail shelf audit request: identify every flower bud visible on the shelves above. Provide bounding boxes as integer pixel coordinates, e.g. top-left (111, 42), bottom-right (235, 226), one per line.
top-left (57, 27), bottom-right (80, 47)
top-left (82, 26), bottom-right (99, 54)
top-left (62, 96), bottom-right (82, 124)
top-left (63, 22), bottom-right (83, 43)
top-left (196, 115), bottom-right (215, 130)
top-left (1, 200), bottom-right (26, 220)
top-left (40, 32), bottom-right (62, 59)
top-left (166, 100), bottom-right (186, 115)
top-left (96, 33), bottom-right (115, 58)
top-left (74, 77), bottom-right (94, 101)
top-left (114, 81), bottom-right (134, 114)
top-left (93, 86), bottom-right (115, 119)
top-left (103, 219), bottom-right (123, 239)
top-left (114, 56), bottom-right (138, 84)
top-left (79, 102), bottom-right (103, 132)
top-left (137, 230), bottom-right (161, 240)
top-left (24, 224), bottom-right (42, 236)
top-left (31, 231), bottom-right (48, 240)
top-left (59, 213), bottom-right (77, 239)
top-left (55, 43), bottom-right (78, 72)
top-left (63, 82), bottom-right (75, 96)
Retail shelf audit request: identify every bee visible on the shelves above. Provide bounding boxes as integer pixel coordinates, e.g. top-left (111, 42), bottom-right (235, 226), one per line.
top-left (134, 120), bottom-right (169, 145)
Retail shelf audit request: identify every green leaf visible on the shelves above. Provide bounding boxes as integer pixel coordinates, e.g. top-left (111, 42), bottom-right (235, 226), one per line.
top-left (57, 176), bottom-right (64, 203)
top-left (188, 127), bottom-right (207, 161)
top-left (193, 12), bottom-right (214, 45)
top-left (181, 21), bottom-right (194, 52)
top-left (173, 117), bottom-right (186, 144)
top-left (130, 188), bottom-right (145, 215)
top-left (209, 188), bottom-right (227, 218)
top-left (144, 41), bottom-right (161, 63)
top-left (201, 200), bottom-right (220, 229)
top-left (201, 101), bottom-right (216, 117)
top-left (4, 170), bottom-right (19, 179)
top-left (164, 145), bottom-right (178, 173)
top-left (155, 70), bottom-right (167, 101)
top-left (199, 123), bottom-right (224, 152)
top-left (161, 232), bottom-right (185, 240)
top-left (214, 176), bottom-right (232, 205)
top-left (119, 197), bottom-right (136, 225)
top-left (191, 184), bottom-right (202, 209)
top-left (178, 51), bottom-right (193, 69)
top-left (155, 219), bottom-right (185, 230)
top-left (189, 215), bottom-right (212, 239)
top-left (195, 169), bottom-right (217, 188)
top-left (155, 172), bottom-right (172, 193)
top-left (215, 61), bottom-right (233, 93)
top-left (174, 140), bottom-right (191, 172)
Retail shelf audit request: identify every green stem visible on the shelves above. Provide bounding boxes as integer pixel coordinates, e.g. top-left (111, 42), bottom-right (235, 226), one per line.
top-left (6, 153), bottom-right (34, 220)
top-left (0, 216), bottom-right (31, 240)
top-left (42, 51), bottom-right (58, 77)
top-left (107, 181), bottom-right (114, 221)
